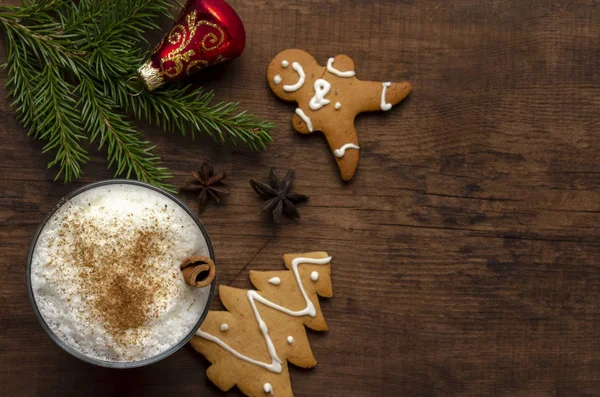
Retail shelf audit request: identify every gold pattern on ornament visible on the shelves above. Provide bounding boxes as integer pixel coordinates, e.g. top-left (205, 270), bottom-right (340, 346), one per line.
top-left (186, 59), bottom-right (209, 75)
top-left (199, 22), bottom-right (225, 52)
top-left (160, 10), bottom-right (226, 78)
top-left (213, 54), bottom-right (229, 64)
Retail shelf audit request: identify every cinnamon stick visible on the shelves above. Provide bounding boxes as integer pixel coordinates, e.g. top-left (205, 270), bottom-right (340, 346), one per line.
top-left (180, 255), bottom-right (216, 288)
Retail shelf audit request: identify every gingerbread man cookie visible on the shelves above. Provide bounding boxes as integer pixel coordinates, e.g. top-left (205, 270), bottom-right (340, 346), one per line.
top-left (267, 49), bottom-right (411, 181)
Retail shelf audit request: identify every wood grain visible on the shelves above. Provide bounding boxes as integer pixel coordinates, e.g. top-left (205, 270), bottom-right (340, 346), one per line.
top-left (1, 0), bottom-right (599, 396)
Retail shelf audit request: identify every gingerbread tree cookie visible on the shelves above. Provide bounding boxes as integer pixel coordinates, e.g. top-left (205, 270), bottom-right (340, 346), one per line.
top-left (267, 49), bottom-right (411, 181)
top-left (190, 252), bottom-right (333, 397)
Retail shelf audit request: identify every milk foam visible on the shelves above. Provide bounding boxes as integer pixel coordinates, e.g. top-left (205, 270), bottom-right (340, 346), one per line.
top-left (30, 183), bottom-right (211, 362)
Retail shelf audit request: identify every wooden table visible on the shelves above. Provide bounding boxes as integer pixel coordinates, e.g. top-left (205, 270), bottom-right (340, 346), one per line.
top-left (1, 1), bottom-right (599, 396)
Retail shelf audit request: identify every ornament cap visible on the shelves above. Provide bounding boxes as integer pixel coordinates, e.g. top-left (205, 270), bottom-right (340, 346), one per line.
top-left (137, 59), bottom-right (164, 91)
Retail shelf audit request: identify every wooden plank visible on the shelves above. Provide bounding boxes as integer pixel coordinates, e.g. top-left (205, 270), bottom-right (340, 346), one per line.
top-left (1, 0), bottom-right (599, 396)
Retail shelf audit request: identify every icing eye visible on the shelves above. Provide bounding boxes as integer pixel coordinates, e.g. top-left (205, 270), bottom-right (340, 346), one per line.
top-left (273, 75), bottom-right (282, 85)
top-left (281, 60), bottom-right (289, 68)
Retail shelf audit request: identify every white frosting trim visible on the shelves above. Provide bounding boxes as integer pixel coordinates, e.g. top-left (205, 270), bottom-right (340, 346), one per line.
top-left (327, 57), bottom-right (355, 78)
top-left (264, 383), bottom-right (274, 395)
top-left (333, 143), bottom-right (360, 158)
top-left (196, 256), bottom-right (332, 374)
top-left (309, 79), bottom-right (331, 110)
top-left (295, 108), bottom-right (313, 132)
top-left (283, 62), bottom-right (305, 92)
top-left (380, 82), bottom-right (392, 111)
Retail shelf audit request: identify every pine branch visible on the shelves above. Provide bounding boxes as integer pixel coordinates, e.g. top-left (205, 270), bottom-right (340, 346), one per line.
top-left (115, 79), bottom-right (274, 151)
top-left (0, 18), bottom-right (79, 68)
top-left (0, 0), bottom-right (274, 189)
top-left (79, 78), bottom-right (175, 192)
top-left (89, 0), bottom-right (172, 43)
top-left (81, 0), bottom-right (172, 79)
top-left (4, 27), bottom-right (39, 131)
top-left (2, 14), bottom-right (87, 181)
top-left (35, 65), bottom-right (88, 181)
top-left (4, 0), bottom-right (67, 17)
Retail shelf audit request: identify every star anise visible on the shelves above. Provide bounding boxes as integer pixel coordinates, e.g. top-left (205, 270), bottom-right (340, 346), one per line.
top-left (250, 168), bottom-right (308, 223)
top-left (180, 162), bottom-right (230, 213)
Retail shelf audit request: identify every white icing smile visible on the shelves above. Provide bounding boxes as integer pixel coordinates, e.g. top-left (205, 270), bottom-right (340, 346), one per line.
top-left (380, 82), bottom-right (392, 111)
top-left (295, 108), bottom-right (313, 132)
top-left (283, 62), bottom-right (306, 92)
top-left (309, 79), bottom-right (331, 110)
top-left (334, 143), bottom-right (360, 158)
top-left (196, 256), bottom-right (332, 374)
top-left (327, 57), bottom-right (355, 78)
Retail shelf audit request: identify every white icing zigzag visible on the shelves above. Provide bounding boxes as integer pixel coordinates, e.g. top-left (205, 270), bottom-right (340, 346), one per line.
top-left (196, 256), bottom-right (332, 373)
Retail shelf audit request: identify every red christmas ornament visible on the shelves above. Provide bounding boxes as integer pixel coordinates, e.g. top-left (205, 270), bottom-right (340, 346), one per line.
top-left (137, 0), bottom-right (246, 91)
